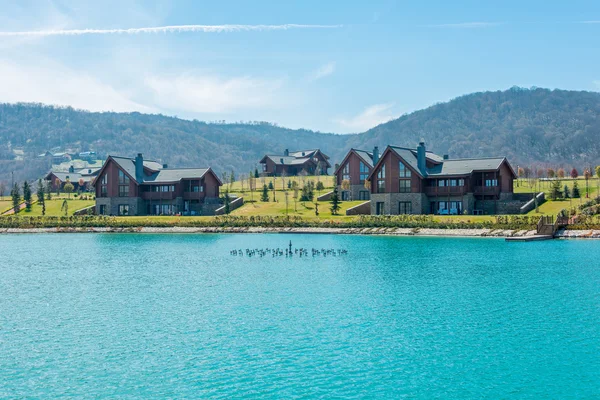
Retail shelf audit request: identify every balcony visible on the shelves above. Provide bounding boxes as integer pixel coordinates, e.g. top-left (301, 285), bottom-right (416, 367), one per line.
top-left (141, 191), bottom-right (176, 201)
top-left (183, 191), bottom-right (206, 201)
top-left (474, 186), bottom-right (500, 196)
top-left (425, 186), bottom-right (467, 197)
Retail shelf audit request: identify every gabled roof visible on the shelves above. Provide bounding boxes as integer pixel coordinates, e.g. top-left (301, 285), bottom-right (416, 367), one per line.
top-left (46, 171), bottom-right (92, 184)
top-left (260, 155), bottom-right (317, 166)
top-left (367, 145), bottom-right (516, 180)
top-left (92, 155), bottom-right (221, 186)
top-left (334, 148), bottom-right (375, 175)
top-left (288, 149), bottom-right (330, 160)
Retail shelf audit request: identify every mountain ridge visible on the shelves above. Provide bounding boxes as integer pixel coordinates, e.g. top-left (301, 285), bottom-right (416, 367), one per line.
top-left (1, 86), bottom-right (600, 184)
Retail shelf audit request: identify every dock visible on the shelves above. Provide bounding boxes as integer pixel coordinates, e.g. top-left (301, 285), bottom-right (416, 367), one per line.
top-left (505, 235), bottom-right (553, 242)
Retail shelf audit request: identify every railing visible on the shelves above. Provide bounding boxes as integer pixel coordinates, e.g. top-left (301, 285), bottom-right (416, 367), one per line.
top-left (141, 192), bottom-right (176, 200)
top-left (424, 186), bottom-right (466, 196)
top-left (183, 191), bottom-right (205, 200)
top-left (473, 186), bottom-right (500, 196)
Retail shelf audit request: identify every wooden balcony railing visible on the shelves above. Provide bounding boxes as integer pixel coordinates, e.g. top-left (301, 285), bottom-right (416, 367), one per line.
top-left (473, 186), bottom-right (500, 196)
top-left (425, 186), bottom-right (467, 196)
top-left (141, 192), bottom-right (177, 201)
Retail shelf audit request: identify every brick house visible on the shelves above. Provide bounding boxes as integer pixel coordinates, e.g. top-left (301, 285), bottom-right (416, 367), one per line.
top-left (259, 149), bottom-right (331, 176)
top-left (367, 142), bottom-right (518, 215)
top-left (334, 147), bottom-right (379, 201)
top-left (93, 154), bottom-right (222, 216)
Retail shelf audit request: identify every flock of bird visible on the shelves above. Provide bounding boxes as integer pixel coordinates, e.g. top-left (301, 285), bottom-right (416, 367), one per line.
top-left (229, 241), bottom-right (349, 258)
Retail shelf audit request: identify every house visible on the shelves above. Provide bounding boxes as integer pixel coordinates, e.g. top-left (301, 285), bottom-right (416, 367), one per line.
top-left (45, 165), bottom-right (94, 192)
top-left (259, 149), bottom-right (331, 176)
top-left (367, 142), bottom-right (519, 215)
top-left (334, 147), bottom-right (379, 201)
top-left (92, 154), bottom-right (222, 216)
top-left (38, 151), bottom-right (72, 165)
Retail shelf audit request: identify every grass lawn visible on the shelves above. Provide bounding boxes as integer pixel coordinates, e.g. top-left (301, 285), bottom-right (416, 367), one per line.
top-left (19, 199), bottom-right (96, 216)
top-left (227, 175), bottom-right (336, 193)
top-left (232, 199), bottom-right (365, 221)
top-left (515, 178), bottom-right (599, 198)
top-left (0, 200), bottom-right (13, 213)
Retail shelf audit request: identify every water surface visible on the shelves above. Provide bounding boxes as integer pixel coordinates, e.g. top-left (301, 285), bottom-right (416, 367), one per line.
top-left (1, 234), bottom-right (599, 398)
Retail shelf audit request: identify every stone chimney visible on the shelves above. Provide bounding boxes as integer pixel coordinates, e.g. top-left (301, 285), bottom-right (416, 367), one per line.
top-left (68, 165), bottom-right (74, 173)
top-left (443, 154), bottom-right (449, 160)
top-left (163, 163), bottom-right (168, 169)
top-left (284, 149), bottom-right (289, 156)
top-left (373, 146), bottom-right (379, 164)
top-left (417, 141), bottom-right (426, 173)
top-left (135, 153), bottom-right (144, 183)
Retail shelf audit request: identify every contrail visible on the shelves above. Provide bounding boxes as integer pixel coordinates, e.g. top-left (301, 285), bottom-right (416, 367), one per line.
top-left (0, 24), bottom-right (342, 37)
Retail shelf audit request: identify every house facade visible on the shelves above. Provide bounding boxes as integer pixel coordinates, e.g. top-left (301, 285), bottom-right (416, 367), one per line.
top-left (45, 165), bottom-right (99, 192)
top-left (367, 142), bottom-right (519, 215)
top-left (93, 154), bottom-right (222, 216)
top-left (334, 147), bottom-right (378, 201)
top-left (259, 149), bottom-right (331, 176)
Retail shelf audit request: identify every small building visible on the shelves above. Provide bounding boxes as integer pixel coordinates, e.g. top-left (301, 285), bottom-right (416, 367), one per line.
top-left (334, 147), bottom-right (379, 201)
top-left (259, 149), bottom-right (331, 176)
top-left (92, 154), bottom-right (222, 216)
top-left (45, 165), bottom-right (94, 192)
top-left (367, 142), bottom-right (518, 215)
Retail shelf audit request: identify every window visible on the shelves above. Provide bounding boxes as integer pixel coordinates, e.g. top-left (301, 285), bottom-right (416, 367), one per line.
top-left (450, 179), bottom-right (457, 187)
top-left (359, 161), bottom-right (369, 183)
top-left (485, 179), bottom-right (498, 187)
top-left (119, 185), bottom-right (129, 197)
top-left (359, 191), bottom-right (369, 200)
top-left (342, 163), bottom-right (350, 182)
top-left (399, 161), bottom-right (411, 178)
top-left (398, 202), bottom-right (412, 214)
top-left (376, 202), bottom-right (385, 215)
top-left (438, 179), bottom-right (446, 187)
top-left (118, 205), bottom-right (129, 216)
top-left (100, 174), bottom-right (108, 197)
top-left (118, 170), bottom-right (129, 185)
top-left (99, 205), bottom-right (106, 215)
top-left (399, 179), bottom-right (411, 193)
top-left (341, 191), bottom-right (349, 201)
top-left (377, 164), bottom-right (386, 193)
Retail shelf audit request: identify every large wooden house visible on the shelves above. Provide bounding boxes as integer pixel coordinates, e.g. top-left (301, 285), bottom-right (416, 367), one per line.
top-left (92, 154), bottom-right (222, 216)
top-left (259, 149), bottom-right (331, 176)
top-left (367, 142), bottom-right (519, 215)
top-left (334, 147), bottom-right (378, 201)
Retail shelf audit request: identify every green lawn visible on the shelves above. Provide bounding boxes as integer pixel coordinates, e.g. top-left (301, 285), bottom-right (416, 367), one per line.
top-left (226, 175), bottom-right (336, 193)
top-left (515, 178), bottom-right (599, 198)
top-left (20, 199), bottom-right (95, 216)
top-left (232, 199), bottom-right (365, 221)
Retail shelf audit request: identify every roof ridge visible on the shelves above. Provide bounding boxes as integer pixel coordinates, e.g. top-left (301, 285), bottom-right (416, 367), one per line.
top-left (443, 156), bottom-right (505, 161)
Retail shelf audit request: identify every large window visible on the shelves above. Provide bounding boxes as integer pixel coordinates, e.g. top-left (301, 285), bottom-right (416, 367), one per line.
top-left (399, 179), bottom-right (411, 193)
top-left (342, 163), bottom-right (350, 182)
top-left (99, 205), bottom-right (107, 215)
top-left (485, 179), bottom-right (498, 187)
top-left (359, 161), bottom-right (369, 183)
top-left (377, 164), bottom-right (386, 193)
top-left (399, 161), bottom-right (411, 178)
top-left (359, 191), bottom-right (369, 200)
top-left (118, 204), bottom-right (129, 216)
top-left (376, 202), bottom-right (385, 215)
top-left (398, 202), bottom-right (412, 214)
top-left (118, 170), bottom-right (129, 197)
top-left (100, 174), bottom-right (107, 197)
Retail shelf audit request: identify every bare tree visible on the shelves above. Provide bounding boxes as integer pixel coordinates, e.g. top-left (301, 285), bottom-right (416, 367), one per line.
top-left (0, 181), bottom-right (5, 200)
top-left (280, 169), bottom-right (287, 191)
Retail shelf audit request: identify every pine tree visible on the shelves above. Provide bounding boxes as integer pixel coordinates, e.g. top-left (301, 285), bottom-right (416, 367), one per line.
top-left (316, 181), bottom-right (325, 192)
top-left (572, 181), bottom-right (581, 198)
top-left (37, 179), bottom-right (46, 216)
top-left (260, 184), bottom-right (269, 202)
top-left (222, 190), bottom-right (231, 214)
top-left (61, 199), bottom-right (69, 216)
top-left (23, 181), bottom-right (32, 211)
top-left (268, 181), bottom-right (274, 190)
top-left (549, 180), bottom-right (562, 200)
top-left (254, 168), bottom-right (259, 178)
top-left (563, 184), bottom-right (570, 199)
top-left (11, 183), bottom-right (20, 215)
top-left (330, 187), bottom-right (341, 215)
top-left (45, 181), bottom-right (52, 200)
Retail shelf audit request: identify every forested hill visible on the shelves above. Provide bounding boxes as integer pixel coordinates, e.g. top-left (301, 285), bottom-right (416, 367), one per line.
top-left (2, 87), bottom-right (600, 184)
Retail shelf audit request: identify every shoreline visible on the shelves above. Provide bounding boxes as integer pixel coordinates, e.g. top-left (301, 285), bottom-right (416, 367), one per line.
top-left (0, 226), bottom-right (597, 238)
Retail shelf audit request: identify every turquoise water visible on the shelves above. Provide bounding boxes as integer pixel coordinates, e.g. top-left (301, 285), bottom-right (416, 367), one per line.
top-left (1, 234), bottom-right (599, 398)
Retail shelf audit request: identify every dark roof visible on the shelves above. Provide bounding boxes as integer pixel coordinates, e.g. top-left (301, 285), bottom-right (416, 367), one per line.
top-left (333, 148), bottom-right (375, 175)
top-left (369, 145), bottom-right (515, 179)
top-left (98, 155), bottom-right (219, 185)
top-left (260, 149), bottom-right (331, 168)
top-left (46, 172), bottom-right (92, 184)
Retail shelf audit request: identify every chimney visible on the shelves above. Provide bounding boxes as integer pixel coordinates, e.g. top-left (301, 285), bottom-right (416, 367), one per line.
top-left (135, 153), bottom-right (144, 183)
top-left (417, 141), bottom-right (426, 173)
top-left (88, 169), bottom-right (92, 174)
top-left (284, 149), bottom-right (289, 156)
top-left (68, 165), bottom-right (74, 173)
top-left (373, 146), bottom-right (379, 164)
top-left (280, 158), bottom-right (284, 164)
top-left (163, 163), bottom-right (168, 169)
top-left (443, 154), bottom-right (449, 160)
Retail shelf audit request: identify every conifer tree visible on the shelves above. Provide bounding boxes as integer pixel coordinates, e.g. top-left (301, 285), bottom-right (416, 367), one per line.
top-left (23, 181), bottom-right (32, 211)
top-left (563, 184), bottom-right (570, 199)
top-left (37, 179), bottom-right (46, 216)
top-left (572, 181), bottom-right (581, 198)
top-left (260, 184), bottom-right (269, 202)
top-left (11, 183), bottom-right (20, 215)
top-left (330, 187), bottom-right (341, 215)
top-left (254, 168), bottom-right (259, 178)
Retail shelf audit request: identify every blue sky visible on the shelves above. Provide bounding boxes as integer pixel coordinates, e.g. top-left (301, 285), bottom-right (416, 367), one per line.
top-left (1, 0), bottom-right (600, 133)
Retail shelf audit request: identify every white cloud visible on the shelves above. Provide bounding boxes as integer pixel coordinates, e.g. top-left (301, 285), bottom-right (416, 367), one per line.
top-left (423, 22), bottom-right (502, 28)
top-left (0, 60), bottom-right (152, 113)
top-left (309, 62), bottom-right (336, 81)
top-left (144, 73), bottom-right (285, 114)
top-left (334, 103), bottom-right (397, 132)
top-left (0, 24), bottom-right (342, 37)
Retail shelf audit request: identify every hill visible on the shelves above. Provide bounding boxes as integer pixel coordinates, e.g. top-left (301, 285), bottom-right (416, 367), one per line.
top-left (1, 87), bottom-right (600, 185)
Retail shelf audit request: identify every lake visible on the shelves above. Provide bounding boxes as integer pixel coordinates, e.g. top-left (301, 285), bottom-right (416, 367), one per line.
top-left (0, 234), bottom-right (599, 398)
